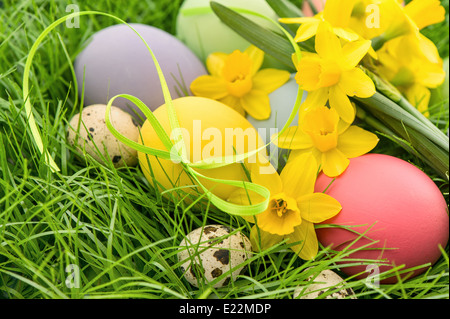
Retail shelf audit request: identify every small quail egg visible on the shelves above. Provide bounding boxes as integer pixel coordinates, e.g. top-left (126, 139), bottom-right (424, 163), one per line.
top-left (293, 269), bottom-right (357, 299)
top-left (67, 104), bottom-right (139, 167)
top-left (177, 225), bottom-right (252, 288)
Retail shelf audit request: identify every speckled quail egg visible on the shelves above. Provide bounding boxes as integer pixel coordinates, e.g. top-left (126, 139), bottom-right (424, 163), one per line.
top-left (177, 225), bottom-right (252, 288)
top-left (293, 269), bottom-right (357, 299)
top-left (67, 104), bottom-right (139, 167)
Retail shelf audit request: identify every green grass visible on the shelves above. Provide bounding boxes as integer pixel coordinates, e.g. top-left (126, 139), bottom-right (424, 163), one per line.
top-left (0, 0), bottom-right (448, 300)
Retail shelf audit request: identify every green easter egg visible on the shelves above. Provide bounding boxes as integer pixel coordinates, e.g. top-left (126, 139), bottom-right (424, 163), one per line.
top-left (176, 0), bottom-right (290, 70)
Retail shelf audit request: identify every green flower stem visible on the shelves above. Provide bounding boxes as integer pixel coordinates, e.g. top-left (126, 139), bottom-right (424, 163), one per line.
top-left (356, 107), bottom-right (396, 136)
top-left (381, 115), bottom-right (448, 180)
top-left (362, 65), bottom-right (449, 150)
top-left (356, 104), bottom-right (449, 179)
top-left (356, 106), bottom-right (422, 158)
top-left (355, 93), bottom-right (449, 153)
top-left (397, 96), bottom-right (446, 137)
top-left (370, 35), bottom-right (386, 52)
top-left (266, 0), bottom-right (305, 34)
top-left (210, 2), bottom-right (311, 69)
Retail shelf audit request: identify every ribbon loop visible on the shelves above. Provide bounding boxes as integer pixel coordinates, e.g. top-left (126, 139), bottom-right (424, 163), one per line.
top-left (22, 9), bottom-right (305, 217)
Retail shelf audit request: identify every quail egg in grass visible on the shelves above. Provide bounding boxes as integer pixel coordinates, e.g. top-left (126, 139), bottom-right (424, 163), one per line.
top-left (294, 269), bottom-right (357, 299)
top-left (67, 104), bottom-right (140, 168)
top-left (178, 225), bottom-right (252, 288)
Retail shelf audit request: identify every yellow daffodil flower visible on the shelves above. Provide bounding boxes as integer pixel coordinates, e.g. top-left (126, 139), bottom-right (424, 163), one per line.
top-left (403, 0), bottom-right (446, 31)
top-left (376, 35), bottom-right (445, 116)
top-left (279, 0), bottom-right (360, 42)
top-left (349, 0), bottom-right (416, 42)
top-left (294, 22), bottom-right (376, 123)
top-left (349, 0), bottom-right (444, 115)
top-left (275, 106), bottom-right (379, 177)
top-left (189, 45), bottom-right (290, 120)
top-left (350, 0), bottom-right (444, 43)
top-left (228, 153), bottom-right (342, 260)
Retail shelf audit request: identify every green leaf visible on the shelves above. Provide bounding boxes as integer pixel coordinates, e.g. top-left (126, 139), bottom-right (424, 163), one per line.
top-left (354, 93), bottom-right (449, 153)
top-left (356, 102), bottom-right (449, 179)
top-left (210, 1), bottom-right (296, 70)
top-left (265, 0), bottom-right (304, 34)
top-left (266, 0), bottom-right (304, 18)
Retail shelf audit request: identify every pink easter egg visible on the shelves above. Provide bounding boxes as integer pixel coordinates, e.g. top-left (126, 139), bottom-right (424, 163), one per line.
top-left (315, 154), bottom-right (449, 284)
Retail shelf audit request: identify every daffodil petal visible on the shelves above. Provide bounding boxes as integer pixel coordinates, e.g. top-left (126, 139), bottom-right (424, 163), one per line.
top-left (328, 86), bottom-right (356, 123)
top-left (294, 20), bottom-right (320, 42)
top-left (227, 187), bottom-right (266, 208)
top-left (206, 52), bottom-right (228, 76)
top-left (244, 45), bottom-right (264, 76)
top-left (297, 193), bottom-right (342, 223)
top-left (339, 68), bottom-right (376, 98)
top-left (323, 0), bottom-right (356, 28)
top-left (279, 17), bottom-right (320, 24)
top-left (280, 153), bottom-right (318, 199)
top-left (289, 148), bottom-right (323, 170)
top-left (241, 90), bottom-right (271, 120)
top-left (190, 75), bottom-right (228, 100)
top-left (288, 220), bottom-right (318, 260)
top-left (292, 51), bottom-right (318, 70)
top-left (337, 125), bottom-right (379, 158)
top-left (404, 84), bottom-right (431, 116)
top-left (321, 148), bottom-right (350, 177)
top-left (253, 69), bottom-right (291, 93)
top-left (274, 126), bottom-right (314, 150)
top-left (218, 95), bottom-right (245, 116)
top-left (250, 226), bottom-right (283, 252)
top-left (404, 0), bottom-right (446, 30)
top-left (341, 40), bottom-right (372, 69)
top-left (332, 27), bottom-right (360, 42)
top-left (250, 159), bottom-right (283, 195)
top-left (417, 33), bottom-right (442, 64)
top-left (315, 21), bottom-right (342, 59)
top-left (337, 118), bottom-right (351, 135)
top-left (417, 63), bottom-right (446, 88)
top-left (298, 88), bottom-right (329, 122)
top-left (227, 188), bottom-right (265, 223)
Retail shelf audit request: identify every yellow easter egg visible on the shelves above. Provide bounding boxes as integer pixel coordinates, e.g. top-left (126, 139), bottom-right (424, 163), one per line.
top-left (138, 96), bottom-right (266, 200)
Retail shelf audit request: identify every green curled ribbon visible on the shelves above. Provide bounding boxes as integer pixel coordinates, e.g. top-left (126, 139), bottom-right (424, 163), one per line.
top-left (22, 8), bottom-right (303, 217)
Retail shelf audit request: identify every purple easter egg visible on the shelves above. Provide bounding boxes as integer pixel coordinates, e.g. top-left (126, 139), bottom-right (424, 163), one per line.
top-left (75, 23), bottom-right (207, 121)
